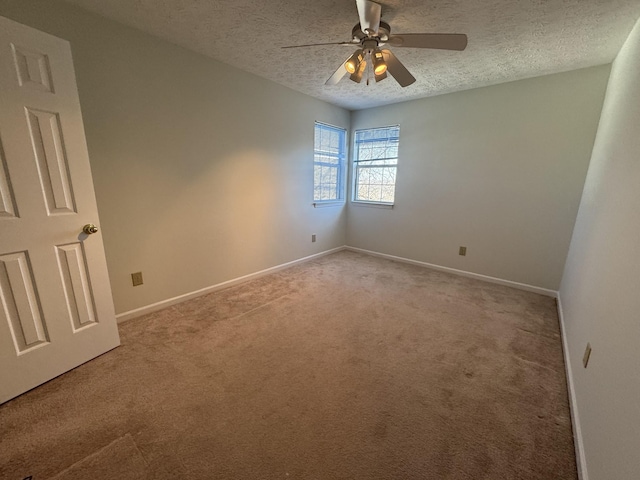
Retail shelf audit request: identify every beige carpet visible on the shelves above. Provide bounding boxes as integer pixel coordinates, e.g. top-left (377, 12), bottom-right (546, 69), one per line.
top-left (49, 434), bottom-right (149, 480)
top-left (0, 251), bottom-right (577, 479)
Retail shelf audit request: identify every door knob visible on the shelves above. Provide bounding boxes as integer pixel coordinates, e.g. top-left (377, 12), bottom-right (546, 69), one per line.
top-left (83, 224), bottom-right (98, 235)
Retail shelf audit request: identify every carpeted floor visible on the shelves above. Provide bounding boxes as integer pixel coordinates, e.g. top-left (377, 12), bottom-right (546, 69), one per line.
top-left (0, 251), bottom-right (577, 479)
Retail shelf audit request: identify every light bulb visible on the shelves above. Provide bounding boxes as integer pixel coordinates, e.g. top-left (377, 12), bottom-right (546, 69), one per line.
top-left (372, 50), bottom-right (387, 75)
top-left (345, 50), bottom-right (363, 74)
top-left (374, 63), bottom-right (387, 75)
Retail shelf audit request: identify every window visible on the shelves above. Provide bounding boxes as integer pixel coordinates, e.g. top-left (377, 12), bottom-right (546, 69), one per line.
top-left (353, 125), bottom-right (400, 204)
top-left (314, 122), bottom-right (346, 203)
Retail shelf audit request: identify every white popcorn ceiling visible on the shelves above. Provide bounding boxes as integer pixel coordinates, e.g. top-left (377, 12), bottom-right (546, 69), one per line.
top-left (62, 0), bottom-right (640, 110)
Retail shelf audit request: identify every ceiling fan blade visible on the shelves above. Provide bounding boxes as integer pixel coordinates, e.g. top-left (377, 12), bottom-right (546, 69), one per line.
top-left (325, 57), bottom-right (351, 85)
top-left (388, 33), bottom-right (468, 51)
top-left (355, 0), bottom-right (381, 35)
top-left (282, 41), bottom-right (354, 49)
top-left (381, 50), bottom-right (416, 87)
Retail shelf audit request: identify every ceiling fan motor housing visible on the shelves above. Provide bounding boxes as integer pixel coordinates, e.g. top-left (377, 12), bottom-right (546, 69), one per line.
top-left (352, 21), bottom-right (391, 44)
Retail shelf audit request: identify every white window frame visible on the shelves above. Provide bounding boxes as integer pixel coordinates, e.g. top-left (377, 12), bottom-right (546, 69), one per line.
top-left (313, 122), bottom-right (347, 206)
top-left (352, 125), bottom-right (400, 206)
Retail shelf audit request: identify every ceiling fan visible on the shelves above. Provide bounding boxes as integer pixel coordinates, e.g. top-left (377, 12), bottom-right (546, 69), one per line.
top-left (283, 0), bottom-right (468, 87)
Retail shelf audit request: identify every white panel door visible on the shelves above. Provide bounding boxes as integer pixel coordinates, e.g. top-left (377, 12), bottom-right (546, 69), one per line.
top-left (0, 16), bottom-right (120, 404)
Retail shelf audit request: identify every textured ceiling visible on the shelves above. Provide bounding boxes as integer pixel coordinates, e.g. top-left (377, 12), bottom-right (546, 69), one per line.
top-left (62, 0), bottom-right (640, 110)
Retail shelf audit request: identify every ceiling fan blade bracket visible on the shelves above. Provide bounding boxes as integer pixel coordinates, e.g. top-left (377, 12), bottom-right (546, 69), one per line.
top-left (356, 0), bottom-right (381, 35)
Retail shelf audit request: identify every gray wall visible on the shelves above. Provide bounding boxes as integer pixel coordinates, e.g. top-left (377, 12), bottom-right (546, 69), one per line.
top-left (347, 66), bottom-right (610, 290)
top-left (559, 17), bottom-right (640, 480)
top-left (0, 0), bottom-right (349, 314)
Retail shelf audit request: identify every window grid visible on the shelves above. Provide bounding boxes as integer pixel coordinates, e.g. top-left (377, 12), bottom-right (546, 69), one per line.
top-left (353, 126), bottom-right (400, 204)
top-left (314, 123), bottom-right (346, 202)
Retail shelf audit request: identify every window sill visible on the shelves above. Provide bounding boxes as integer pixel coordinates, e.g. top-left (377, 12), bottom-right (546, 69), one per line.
top-left (313, 201), bottom-right (345, 208)
top-left (351, 201), bottom-right (394, 209)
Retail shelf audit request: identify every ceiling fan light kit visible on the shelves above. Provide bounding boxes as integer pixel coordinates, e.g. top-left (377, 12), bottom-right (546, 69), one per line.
top-left (345, 49), bottom-right (364, 74)
top-left (372, 49), bottom-right (387, 75)
top-left (350, 57), bottom-right (367, 83)
top-left (374, 69), bottom-right (387, 83)
top-left (283, 0), bottom-right (468, 88)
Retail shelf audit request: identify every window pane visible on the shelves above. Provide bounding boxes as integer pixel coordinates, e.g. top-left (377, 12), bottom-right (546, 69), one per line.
top-left (322, 185), bottom-right (336, 200)
top-left (328, 166), bottom-right (337, 186)
top-left (316, 154), bottom-right (340, 165)
top-left (358, 167), bottom-right (370, 185)
top-left (353, 126), bottom-right (400, 203)
top-left (381, 185), bottom-right (395, 203)
top-left (314, 122), bottom-right (346, 202)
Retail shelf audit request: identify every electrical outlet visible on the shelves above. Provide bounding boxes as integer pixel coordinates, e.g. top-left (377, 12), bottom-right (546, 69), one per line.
top-left (131, 272), bottom-right (143, 286)
top-left (312, 234), bottom-right (316, 243)
top-left (583, 343), bottom-right (592, 368)
top-left (459, 246), bottom-right (467, 256)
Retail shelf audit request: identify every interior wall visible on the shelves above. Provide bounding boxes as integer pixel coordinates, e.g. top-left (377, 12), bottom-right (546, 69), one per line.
top-left (0, 0), bottom-right (349, 314)
top-left (559, 17), bottom-right (640, 480)
top-left (348, 66), bottom-right (610, 290)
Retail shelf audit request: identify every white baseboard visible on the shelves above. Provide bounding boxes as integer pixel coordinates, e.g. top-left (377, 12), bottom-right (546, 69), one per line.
top-left (556, 294), bottom-right (588, 480)
top-left (115, 246), bottom-right (346, 323)
top-left (117, 245), bottom-right (557, 323)
top-left (344, 246), bottom-right (558, 297)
